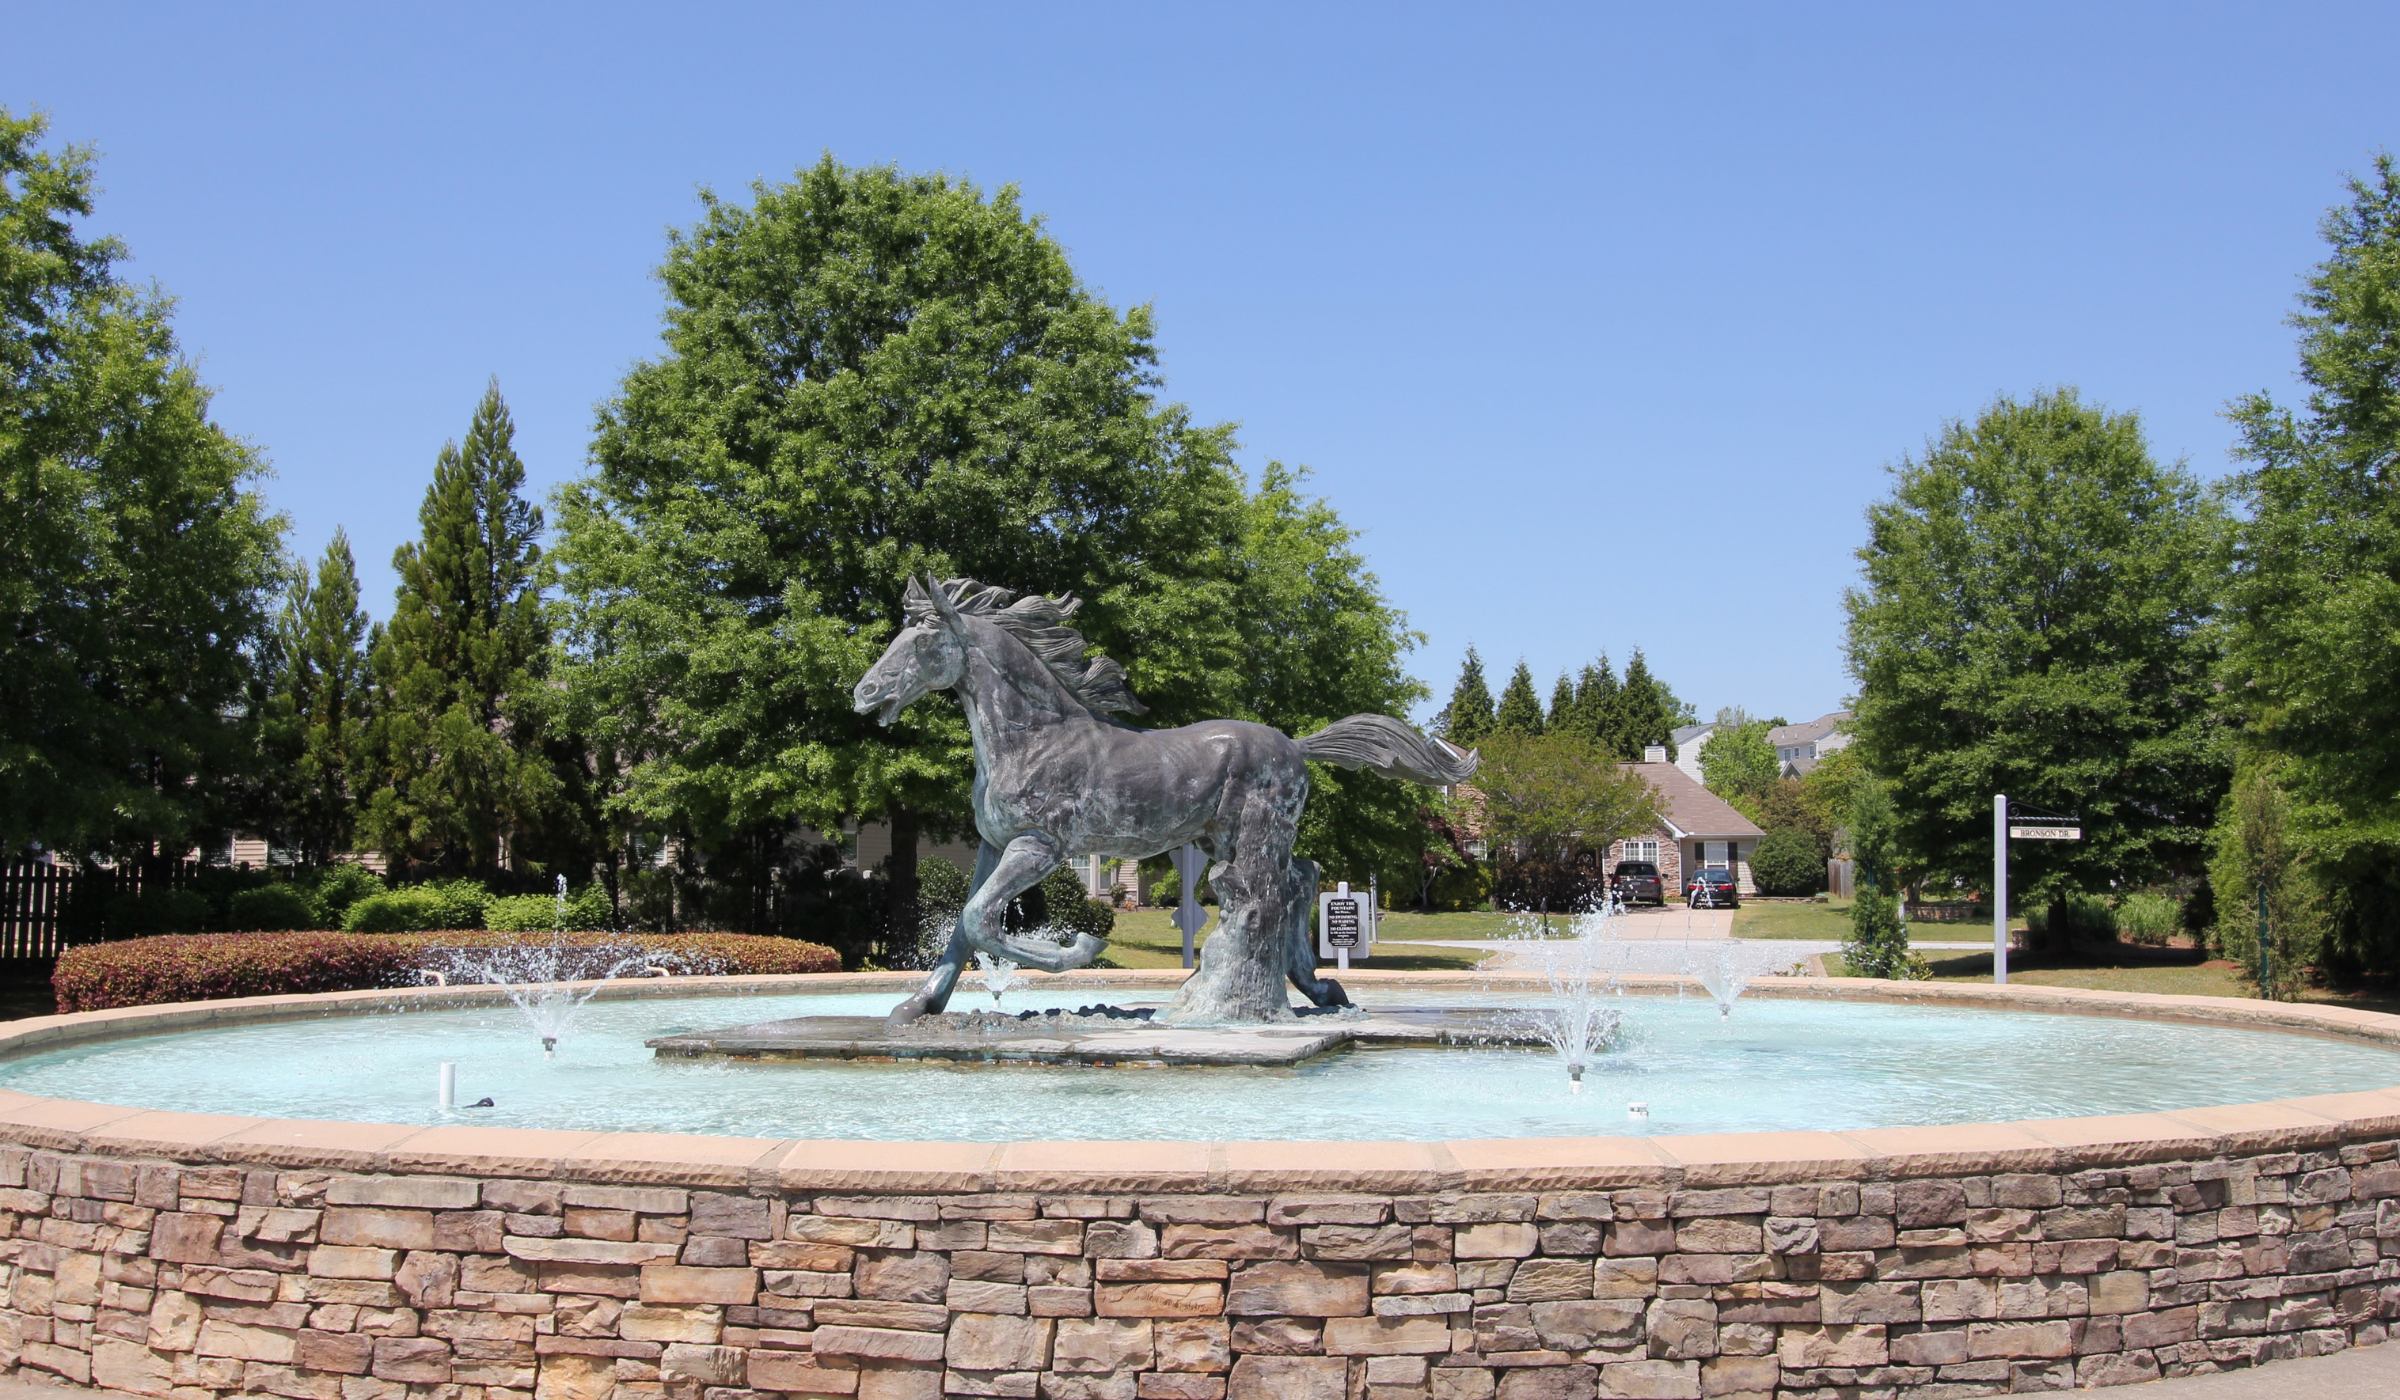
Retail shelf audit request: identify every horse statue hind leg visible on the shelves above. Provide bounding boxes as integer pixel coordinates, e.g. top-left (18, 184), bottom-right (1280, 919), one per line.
top-left (1282, 854), bottom-right (1349, 1009)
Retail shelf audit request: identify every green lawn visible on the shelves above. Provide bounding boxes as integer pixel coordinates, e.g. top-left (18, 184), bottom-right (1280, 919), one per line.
top-left (1101, 909), bottom-right (1486, 972)
top-left (1731, 899), bottom-right (1973, 944)
top-left (1820, 945), bottom-right (2400, 1017)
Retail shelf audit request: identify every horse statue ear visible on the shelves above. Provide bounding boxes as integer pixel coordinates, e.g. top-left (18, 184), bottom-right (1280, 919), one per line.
top-left (925, 573), bottom-right (969, 635)
top-left (903, 574), bottom-right (933, 624)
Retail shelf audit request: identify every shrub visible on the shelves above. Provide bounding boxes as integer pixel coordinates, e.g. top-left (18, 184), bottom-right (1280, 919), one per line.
top-left (487, 886), bottom-right (614, 932)
top-left (296, 863), bottom-right (385, 927)
top-left (1749, 828), bottom-right (1825, 897)
top-left (227, 885), bottom-right (317, 931)
top-left (919, 860), bottom-right (971, 923)
top-left (2113, 891), bottom-right (2182, 946)
top-left (1010, 866), bottom-right (1116, 941)
top-left (2025, 894), bottom-right (2115, 946)
top-left (1841, 886), bottom-right (1926, 979)
top-left (343, 880), bottom-right (489, 932)
top-left (54, 929), bottom-right (842, 1013)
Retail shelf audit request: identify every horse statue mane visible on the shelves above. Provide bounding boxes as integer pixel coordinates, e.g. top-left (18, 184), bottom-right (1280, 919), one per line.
top-left (905, 575), bottom-right (1149, 717)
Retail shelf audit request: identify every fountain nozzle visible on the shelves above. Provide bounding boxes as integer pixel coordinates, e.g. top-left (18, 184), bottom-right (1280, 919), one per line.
top-left (541, 1036), bottom-right (557, 1060)
top-left (1567, 1062), bottom-right (1585, 1093)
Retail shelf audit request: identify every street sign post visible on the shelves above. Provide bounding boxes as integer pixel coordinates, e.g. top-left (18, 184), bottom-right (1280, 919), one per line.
top-left (1317, 881), bottom-right (1372, 971)
top-left (1995, 798), bottom-right (2083, 985)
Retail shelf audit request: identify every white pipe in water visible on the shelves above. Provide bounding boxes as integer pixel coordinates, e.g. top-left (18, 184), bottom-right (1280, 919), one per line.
top-left (438, 1062), bottom-right (456, 1110)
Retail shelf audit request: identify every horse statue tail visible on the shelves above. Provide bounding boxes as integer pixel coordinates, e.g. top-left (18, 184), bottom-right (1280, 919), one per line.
top-left (1296, 715), bottom-right (1480, 785)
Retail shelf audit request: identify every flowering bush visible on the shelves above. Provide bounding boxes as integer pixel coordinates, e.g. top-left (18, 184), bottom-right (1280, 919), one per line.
top-left (54, 930), bottom-right (840, 1013)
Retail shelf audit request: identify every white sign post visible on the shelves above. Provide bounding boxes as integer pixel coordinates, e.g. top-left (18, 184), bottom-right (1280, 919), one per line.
top-left (1318, 881), bottom-right (1372, 972)
top-left (1993, 795), bottom-right (2008, 986)
top-left (1994, 796), bottom-right (2082, 986)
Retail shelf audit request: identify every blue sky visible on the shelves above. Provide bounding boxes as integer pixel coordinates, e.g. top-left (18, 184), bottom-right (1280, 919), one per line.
top-left (8, 3), bottom-right (2396, 727)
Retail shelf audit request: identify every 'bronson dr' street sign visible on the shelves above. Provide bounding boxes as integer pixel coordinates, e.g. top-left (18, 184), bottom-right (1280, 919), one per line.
top-left (2008, 824), bottom-right (2082, 841)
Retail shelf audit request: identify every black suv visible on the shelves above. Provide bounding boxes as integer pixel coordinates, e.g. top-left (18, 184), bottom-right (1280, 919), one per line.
top-left (1686, 868), bottom-right (1740, 908)
top-left (1611, 861), bottom-right (1665, 906)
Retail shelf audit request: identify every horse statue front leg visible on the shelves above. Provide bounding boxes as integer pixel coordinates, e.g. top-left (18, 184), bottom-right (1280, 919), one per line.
top-left (956, 833), bottom-right (1109, 973)
top-left (887, 841), bottom-right (1004, 1027)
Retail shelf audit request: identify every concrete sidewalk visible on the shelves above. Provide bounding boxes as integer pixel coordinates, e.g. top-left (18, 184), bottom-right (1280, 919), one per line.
top-left (1, 1343), bottom-right (2395, 1400)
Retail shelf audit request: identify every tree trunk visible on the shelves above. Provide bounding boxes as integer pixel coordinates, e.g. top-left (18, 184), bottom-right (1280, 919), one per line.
top-left (884, 806), bottom-right (921, 957)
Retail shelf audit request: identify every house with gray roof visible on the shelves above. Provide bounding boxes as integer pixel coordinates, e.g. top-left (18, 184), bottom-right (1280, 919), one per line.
top-left (1601, 761), bottom-right (1770, 897)
top-left (1768, 711), bottom-right (1852, 778)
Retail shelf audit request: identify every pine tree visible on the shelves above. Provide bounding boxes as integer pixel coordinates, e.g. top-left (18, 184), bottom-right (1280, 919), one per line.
top-left (269, 531), bottom-right (374, 864)
top-left (1546, 672), bottom-right (1577, 734)
top-left (1493, 661), bottom-right (1546, 737)
top-left (361, 383), bottom-right (560, 879)
top-left (1613, 649), bottom-right (1677, 760)
top-left (1438, 648), bottom-right (1496, 746)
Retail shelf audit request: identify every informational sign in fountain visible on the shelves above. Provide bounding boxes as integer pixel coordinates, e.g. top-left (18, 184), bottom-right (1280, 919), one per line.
top-left (1317, 882), bottom-right (1373, 969)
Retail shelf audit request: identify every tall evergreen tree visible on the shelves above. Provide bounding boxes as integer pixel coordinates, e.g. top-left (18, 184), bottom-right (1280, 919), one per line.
top-left (361, 384), bottom-right (560, 880)
top-left (1493, 660), bottom-right (1546, 737)
top-left (1437, 648), bottom-right (1496, 745)
top-left (2223, 157), bottom-right (2400, 977)
top-left (1546, 672), bottom-right (1577, 733)
top-left (1564, 655), bottom-right (1618, 749)
top-left (268, 531), bottom-right (374, 864)
top-left (1611, 649), bottom-right (1680, 760)
top-left (0, 110), bottom-right (286, 856)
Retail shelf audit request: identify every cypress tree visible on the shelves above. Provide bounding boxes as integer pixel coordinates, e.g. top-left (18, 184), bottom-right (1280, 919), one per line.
top-left (1546, 672), bottom-right (1578, 734)
top-left (1438, 648), bottom-right (1496, 746)
top-left (361, 383), bottom-right (559, 879)
top-left (269, 530), bottom-right (374, 864)
top-left (1613, 649), bottom-right (1677, 760)
top-left (1493, 661), bottom-right (1546, 737)
top-left (1570, 655), bottom-right (1619, 749)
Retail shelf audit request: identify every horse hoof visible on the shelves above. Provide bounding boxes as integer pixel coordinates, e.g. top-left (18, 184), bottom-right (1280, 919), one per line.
top-left (886, 998), bottom-right (931, 1029)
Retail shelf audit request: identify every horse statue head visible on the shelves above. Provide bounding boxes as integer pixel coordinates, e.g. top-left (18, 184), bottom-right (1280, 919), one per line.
top-left (853, 574), bottom-right (1148, 726)
top-left (852, 575), bottom-right (973, 725)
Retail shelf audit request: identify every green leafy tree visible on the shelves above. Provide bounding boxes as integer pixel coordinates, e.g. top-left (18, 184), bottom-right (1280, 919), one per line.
top-left (0, 110), bottom-right (287, 857)
top-left (556, 159), bottom-right (1420, 935)
top-left (1437, 648), bottom-right (1496, 745)
top-left (1749, 826), bottom-right (1824, 897)
top-left (1845, 389), bottom-right (2228, 936)
top-left (1607, 649), bottom-right (1683, 760)
top-left (361, 384), bottom-right (562, 880)
top-left (1493, 660), bottom-right (1546, 737)
top-left (1474, 732), bottom-right (1660, 862)
top-left (1232, 464), bottom-right (1429, 887)
top-left (267, 531), bottom-right (374, 863)
top-left (2222, 157), bottom-right (2400, 978)
top-left (1698, 720), bottom-right (1779, 807)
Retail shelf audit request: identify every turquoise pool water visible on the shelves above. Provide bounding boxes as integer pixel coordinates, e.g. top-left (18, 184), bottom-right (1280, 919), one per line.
top-left (3, 987), bottom-right (2391, 1142)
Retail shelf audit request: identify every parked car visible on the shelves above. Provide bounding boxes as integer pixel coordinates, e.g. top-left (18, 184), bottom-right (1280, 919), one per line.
top-left (1686, 868), bottom-right (1740, 908)
top-left (1611, 861), bottom-right (1665, 906)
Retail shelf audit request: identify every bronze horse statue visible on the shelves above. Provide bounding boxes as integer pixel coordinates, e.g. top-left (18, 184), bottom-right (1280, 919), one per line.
top-left (853, 575), bottom-right (1477, 1025)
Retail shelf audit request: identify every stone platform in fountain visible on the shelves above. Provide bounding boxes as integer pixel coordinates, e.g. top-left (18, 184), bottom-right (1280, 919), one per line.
top-left (645, 1002), bottom-right (1518, 1067)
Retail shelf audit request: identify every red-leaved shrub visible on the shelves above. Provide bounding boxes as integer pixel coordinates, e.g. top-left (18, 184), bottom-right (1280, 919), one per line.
top-left (53, 930), bottom-right (841, 1013)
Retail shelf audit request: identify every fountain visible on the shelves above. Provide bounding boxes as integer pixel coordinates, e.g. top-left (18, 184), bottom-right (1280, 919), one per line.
top-left (972, 948), bottom-right (1021, 1006)
top-left (417, 878), bottom-right (699, 1059)
top-left (1495, 903), bottom-right (1630, 1090)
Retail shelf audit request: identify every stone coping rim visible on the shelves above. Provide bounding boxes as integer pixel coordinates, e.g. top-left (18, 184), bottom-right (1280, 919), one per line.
top-left (0, 969), bottom-right (2396, 1191)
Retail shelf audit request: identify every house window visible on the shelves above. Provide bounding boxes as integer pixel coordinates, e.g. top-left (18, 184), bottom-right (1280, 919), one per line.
top-left (1702, 841), bottom-right (1731, 869)
top-left (1620, 840), bottom-right (1658, 865)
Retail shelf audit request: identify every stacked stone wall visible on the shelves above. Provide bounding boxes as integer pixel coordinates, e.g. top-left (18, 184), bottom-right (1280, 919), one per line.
top-left (0, 1139), bottom-right (2394, 1400)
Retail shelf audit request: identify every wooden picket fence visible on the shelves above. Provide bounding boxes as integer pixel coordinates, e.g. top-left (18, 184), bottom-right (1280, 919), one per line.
top-left (0, 859), bottom-right (202, 959)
